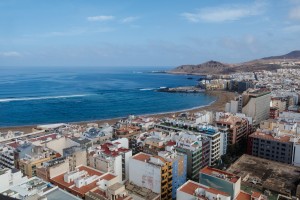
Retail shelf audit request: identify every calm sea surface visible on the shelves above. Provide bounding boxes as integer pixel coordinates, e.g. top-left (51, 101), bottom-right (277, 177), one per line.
top-left (0, 66), bottom-right (216, 127)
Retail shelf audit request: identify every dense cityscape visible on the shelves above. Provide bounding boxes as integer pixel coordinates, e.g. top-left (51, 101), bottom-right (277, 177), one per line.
top-left (2, 1), bottom-right (300, 200)
top-left (1, 64), bottom-right (300, 200)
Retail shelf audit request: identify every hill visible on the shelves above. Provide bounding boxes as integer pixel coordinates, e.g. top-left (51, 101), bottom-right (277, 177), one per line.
top-left (262, 50), bottom-right (300, 60)
top-left (170, 50), bottom-right (300, 75)
top-left (169, 60), bottom-right (235, 75)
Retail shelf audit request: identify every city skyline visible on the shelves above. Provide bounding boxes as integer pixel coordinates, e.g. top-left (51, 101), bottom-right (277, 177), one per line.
top-left (1, 0), bottom-right (300, 67)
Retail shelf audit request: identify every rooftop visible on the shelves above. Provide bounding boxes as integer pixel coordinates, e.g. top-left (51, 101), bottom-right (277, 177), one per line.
top-left (101, 173), bottom-right (117, 181)
top-left (249, 131), bottom-right (292, 143)
top-left (227, 154), bottom-right (300, 196)
top-left (125, 182), bottom-right (160, 200)
top-left (200, 166), bottom-right (240, 183)
top-left (131, 152), bottom-right (151, 162)
top-left (51, 165), bottom-right (104, 196)
top-left (216, 115), bottom-right (245, 126)
top-left (99, 142), bottom-right (131, 157)
top-left (178, 180), bottom-right (230, 197)
top-left (235, 191), bottom-right (251, 200)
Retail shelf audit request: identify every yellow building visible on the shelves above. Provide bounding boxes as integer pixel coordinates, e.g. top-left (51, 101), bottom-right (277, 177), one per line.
top-left (18, 146), bottom-right (57, 178)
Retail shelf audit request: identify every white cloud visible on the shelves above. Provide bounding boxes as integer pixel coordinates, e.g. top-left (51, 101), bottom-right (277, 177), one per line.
top-left (289, 7), bottom-right (300, 20)
top-left (181, 1), bottom-right (266, 23)
top-left (0, 51), bottom-right (22, 57)
top-left (121, 16), bottom-right (139, 23)
top-left (87, 15), bottom-right (114, 22)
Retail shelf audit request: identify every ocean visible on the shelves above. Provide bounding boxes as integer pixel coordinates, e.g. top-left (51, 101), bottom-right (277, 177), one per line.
top-left (0, 66), bottom-right (216, 127)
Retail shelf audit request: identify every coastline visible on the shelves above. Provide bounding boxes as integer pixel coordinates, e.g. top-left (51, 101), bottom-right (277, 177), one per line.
top-left (0, 90), bottom-right (235, 134)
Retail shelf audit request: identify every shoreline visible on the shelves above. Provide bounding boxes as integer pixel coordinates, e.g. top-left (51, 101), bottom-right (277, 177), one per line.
top-left (0, 90), bottom-right (235, 133)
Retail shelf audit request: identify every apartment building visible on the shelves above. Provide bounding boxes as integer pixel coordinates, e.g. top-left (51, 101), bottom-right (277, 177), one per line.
top-left (241, 89), bottom-right (271, 125)
top-left (0, 145), bottom-right (15, 169)
top-left (18, 145), bottom-right (58, 178)
top-left (88, 140), bottom-right (132, 183)
top-left (1, 176), bottom-right (81, 200)
top-left (247, 131), bottom-right (294, 164)
top-left (158, 150), bottom-right (187, 199)
top-left (129, 152), bottom-right (173, 200)
top-left (50, 165), bottom-right (106, 198)
top-left (36, 157), bottom-right (70, 181)
top-left (175, 132), bottom-right (210, 181)
top-left (0, 168), bottom-right (28, 192)
top-left (216, 113), bottom-right (250, 145)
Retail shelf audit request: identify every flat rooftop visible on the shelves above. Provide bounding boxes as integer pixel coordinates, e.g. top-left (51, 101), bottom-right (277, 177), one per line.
top-left (249, 131), bottom-right (291, 143)
top-left (51, 165), bottom-right (103, 196)
top-left (178, 180), bottom-right (230, 197)
top-left (200, 166), bottom-right (240, 183)
top-left (227, 154), bottom-right (300, 196)
top-left (125, 182), bottom-right (160, 199)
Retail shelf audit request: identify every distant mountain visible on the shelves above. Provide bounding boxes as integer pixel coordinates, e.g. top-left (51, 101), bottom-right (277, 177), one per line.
top-left (170, 50), bottom-right (300, 75)
top-left (262, 50), bottom-right (300, 60)
top-left (170, 60), bottom-right (235, 75)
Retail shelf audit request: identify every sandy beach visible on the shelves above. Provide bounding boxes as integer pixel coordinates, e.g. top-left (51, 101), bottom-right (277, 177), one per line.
top-left (0, 90), bottom-right (235, 134)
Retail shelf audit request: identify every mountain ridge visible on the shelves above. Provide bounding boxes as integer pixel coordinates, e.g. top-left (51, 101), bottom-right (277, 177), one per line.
top-left (170, 50), bottom-right (300, 75)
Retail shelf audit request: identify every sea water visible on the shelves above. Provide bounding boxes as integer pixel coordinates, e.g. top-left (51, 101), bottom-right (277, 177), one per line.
top-left (0, 66), bottom-right (216, 127)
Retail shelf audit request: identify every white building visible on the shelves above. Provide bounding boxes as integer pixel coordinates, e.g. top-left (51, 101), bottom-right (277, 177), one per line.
top-left (1, 176), bottom-right (81, 200)
top-left (129, 153), bottom-right (166, 194)
top-left (88, 140), bottom-right (132, 183)
top-left (241, 89), bottom-right (271, 125)
top-left (0, 145), bottom-right (15, 169)
top-left (0, 168), bottom-right (28, 192)
top-left (292, 138), bottom-right (300, 167)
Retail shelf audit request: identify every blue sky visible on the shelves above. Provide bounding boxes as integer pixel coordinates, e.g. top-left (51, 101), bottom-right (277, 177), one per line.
top-left (0, 0), bottom-right (300, 67)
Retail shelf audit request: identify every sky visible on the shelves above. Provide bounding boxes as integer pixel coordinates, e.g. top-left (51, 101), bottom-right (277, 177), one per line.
top-left (0, 0), bottom-right (300, 67)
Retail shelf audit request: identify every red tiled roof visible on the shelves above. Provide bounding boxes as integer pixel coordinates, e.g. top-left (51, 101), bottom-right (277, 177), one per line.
top-left (251, 191), bottom-right (262, 198)
top-left (31, 133), bottom-right (58, 142)
top-left (92, 189), bottom-right (106, 197)
top-left (100, 143), bottom-right (130, 157)
top-left (166, 140), bottom-right (176, 146)
top-left (77, 165), bottom-right (103, 176)
top-left (179, 180), bottom-right (230, 197)
top-left (101, 173), bottom-right (117, 181)
top-left (7, 142), bottom-right (19, 149)
top-left (236, 191), bottom-right (251, 200)
top-left (51, 173), bottom-right (74, 188)
top-left (70, 181), bottom-right (99, 196)
top-left (206, 187), bottom-right (229, 196)
top-left (7, 133), bottom-right (58, 149)
top-left (179, 181), bottom-right (200, 195)
top-left (132, 152), bottom-right (151, 162)
top-left (50, 165), bottom-right (103, 196)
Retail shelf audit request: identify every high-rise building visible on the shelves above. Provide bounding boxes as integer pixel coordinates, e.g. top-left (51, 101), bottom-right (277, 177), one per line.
top-left (158, 150), bottom-right (187, 199)
top-left (216, 113), bottom-right (250, 145)
top-left (0, 145), bottom-right (15, 169)
top-left (241, 89), bottom-right (271, 126)
top-left (175, 132), bottom-right (210, 181)
top-left (197, 125), bottom-right (226, 166)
